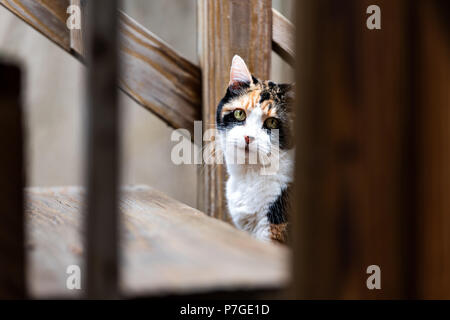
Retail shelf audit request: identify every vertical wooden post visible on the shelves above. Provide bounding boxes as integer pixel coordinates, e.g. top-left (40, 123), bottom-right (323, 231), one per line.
top-left (85, 0), bottom-right (120, 299)
top-left (292, 0), bottom-right (417, 298)
top-left (197, 0), bottom-right (272, 219)
top-left (415, 0), bottom-right (450, 299)
top-left (0, 62), bottom-right (25, 299)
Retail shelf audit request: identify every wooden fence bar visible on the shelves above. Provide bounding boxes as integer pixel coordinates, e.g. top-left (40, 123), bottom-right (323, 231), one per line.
top-left (0, 62), bottom-right (25, 299)
top-left (197, 0), bottom-right (272, 219)
top-left (415, 0), bottom-right (450, 299)
top-left (84, 0), bottom-right (120, 299)
top-left (292, 0), bottom-right (417, 299)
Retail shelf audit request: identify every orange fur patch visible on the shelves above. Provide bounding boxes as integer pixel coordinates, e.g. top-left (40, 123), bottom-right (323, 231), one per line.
top-left (220, 89), bottom-right (261, 116)
top-left (220, 89), bottom-right (278, 119)
top-left (270, 223), bottom-right (288, 244)
top-left (247, 89), bottom-right (261, 111)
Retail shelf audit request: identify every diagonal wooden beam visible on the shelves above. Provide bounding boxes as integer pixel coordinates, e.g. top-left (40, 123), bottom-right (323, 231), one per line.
top-left (0, 0), bottom-right (71, 50)
top-left (118, 12), bottom-right (201, 134)
top-left (272, 8), bottom-right (295, 66)
top-left (0, 0), bottom-right (202, 136)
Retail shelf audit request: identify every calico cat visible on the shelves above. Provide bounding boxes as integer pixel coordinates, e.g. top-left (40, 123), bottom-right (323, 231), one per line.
top-left (216, 55), bottom-right (295, 243)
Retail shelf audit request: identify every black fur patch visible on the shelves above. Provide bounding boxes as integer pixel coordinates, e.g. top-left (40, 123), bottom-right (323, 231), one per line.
top-left (266, 186), bottom-right (290, 224)
top-left (216, 85), bottom-right (247, 131)
top-left (218, 111), bottom-right (245, 130)
top-left (229, 81), bottom-right (250, 95)
top-left (259, 91), bottom-right (271, 103)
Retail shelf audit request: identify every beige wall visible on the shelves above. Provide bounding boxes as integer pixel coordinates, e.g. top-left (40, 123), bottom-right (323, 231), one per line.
top-left (0, 0), bottom-right (293, 208)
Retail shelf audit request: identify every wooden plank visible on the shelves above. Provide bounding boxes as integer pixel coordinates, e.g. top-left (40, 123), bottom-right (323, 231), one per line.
top-left (25, 186), bottom-right (288, 298)
top-left (0, 61), bottom-right (25, 299)
top-left (197, 0), bottom-right (272, 219)
top-left (0, 0), bottom-right (202, 137)
top-left (272, 8), bottom-right (295, 66)
top-left (84, 0), bottom-right (120, 299)
top-left (292, 0), bottom-right (416, 299)
top-left (415, 0), bottom-right (450, 299)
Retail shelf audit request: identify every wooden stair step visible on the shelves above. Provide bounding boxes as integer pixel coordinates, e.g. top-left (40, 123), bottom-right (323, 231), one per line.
top-left (25, 186), bottom-right (289, 298)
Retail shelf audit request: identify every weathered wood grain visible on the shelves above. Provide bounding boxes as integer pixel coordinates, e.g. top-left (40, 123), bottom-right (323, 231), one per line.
top-left (119, 12), bottom-right (201, 134)
top-left (0, 61), bottom-right (25, 299)
top-left (197, 0), bottom-right (272, 220)
top-left (84, 0), bottom-right (120, 299)
top-left (0, 0), bottom-right (71, 50)
top-left (0, 0), bottom-right (202, 137)
top-left (25, 186), bottom-right (288, 298)
top-left (272, 8), bottom-right (294, 66)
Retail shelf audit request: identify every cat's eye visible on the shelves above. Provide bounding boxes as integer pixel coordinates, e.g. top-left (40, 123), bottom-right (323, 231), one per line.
top-left (264, 117), bottom-right (280, 129)
top-left (233, 109), bottom-right (246, 121)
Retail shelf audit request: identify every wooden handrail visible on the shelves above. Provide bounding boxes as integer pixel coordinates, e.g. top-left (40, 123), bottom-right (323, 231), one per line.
top-left (272, 8), bottom-right (295, 66)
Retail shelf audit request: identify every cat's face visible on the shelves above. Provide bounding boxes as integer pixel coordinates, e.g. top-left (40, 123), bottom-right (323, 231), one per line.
top-left (216, 55), bottom-right (294, 167)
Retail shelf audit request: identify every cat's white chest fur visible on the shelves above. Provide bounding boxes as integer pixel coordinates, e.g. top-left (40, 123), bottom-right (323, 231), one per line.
top-left (224, 153), bottom-right (294, 241)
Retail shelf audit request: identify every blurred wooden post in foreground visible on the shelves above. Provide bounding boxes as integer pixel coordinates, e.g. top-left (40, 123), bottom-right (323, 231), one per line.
top-left (293, 0), bottom-right (450, 299)
top-left (197, 0), bottom-right (272, 220)
top-left (415, 0), bottom-right (450, 299)
top-left (0, 62), bottom-right (25, 299)
top-left (84, 0), bottom-right (120, 299)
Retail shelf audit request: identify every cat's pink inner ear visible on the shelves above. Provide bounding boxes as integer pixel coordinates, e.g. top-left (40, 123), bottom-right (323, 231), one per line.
top-left (229, 55), bottom-right (252, 86)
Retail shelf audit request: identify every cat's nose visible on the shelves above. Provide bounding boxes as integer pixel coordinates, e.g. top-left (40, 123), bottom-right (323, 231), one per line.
top-left (244, 135), bottom-right (254, 145)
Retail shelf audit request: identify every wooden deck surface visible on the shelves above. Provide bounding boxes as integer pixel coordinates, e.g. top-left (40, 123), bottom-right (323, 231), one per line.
top-left (25, 186), bottom-right (289, 298)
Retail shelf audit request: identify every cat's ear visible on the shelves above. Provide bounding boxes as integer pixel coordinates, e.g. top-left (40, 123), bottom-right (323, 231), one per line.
top-left (229, 55), bottom-right (253, 89)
